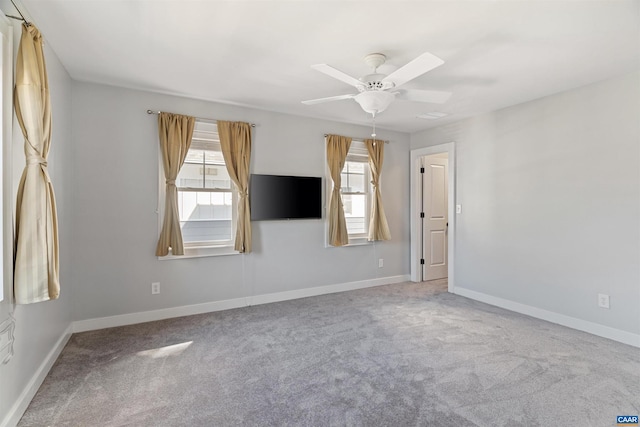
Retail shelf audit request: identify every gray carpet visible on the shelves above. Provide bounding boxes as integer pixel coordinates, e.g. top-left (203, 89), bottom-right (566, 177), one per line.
top-left (18, 280), bottom-right (640, 426)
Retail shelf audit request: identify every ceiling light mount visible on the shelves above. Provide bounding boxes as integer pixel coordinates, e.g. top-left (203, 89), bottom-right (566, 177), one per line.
top-left (363, 53), bottom-right (387, 72)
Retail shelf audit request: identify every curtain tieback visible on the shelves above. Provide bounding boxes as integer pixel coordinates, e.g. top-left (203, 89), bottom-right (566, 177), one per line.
top-left (239, 190), bottom-right (248, 198)
top-left (27, 155), bottom-right (47, 167)
top-left (165, 179), bottom-right (176, 186)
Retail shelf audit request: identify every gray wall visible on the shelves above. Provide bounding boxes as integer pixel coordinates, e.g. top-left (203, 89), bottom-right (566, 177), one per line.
top-left (411, 72), bottom-right (640, 335)
top-left (0, 5), bottom-right (73, 424)
top-left (70, 82), bottom-right (410, 321)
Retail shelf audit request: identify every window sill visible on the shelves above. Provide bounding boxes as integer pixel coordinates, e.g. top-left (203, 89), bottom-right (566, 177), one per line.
top-left (157, 244), bottom-right (239, 260)
top-left (325, 236), bottom-right (372, 248)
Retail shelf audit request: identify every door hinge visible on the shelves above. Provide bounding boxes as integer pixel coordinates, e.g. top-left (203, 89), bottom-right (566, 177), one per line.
top-left (420, 167), bottom-right (425, 173)
top-left (420, 212), bottom-right (425, 218)
top-left (420, 259), bottom-right (425, 265)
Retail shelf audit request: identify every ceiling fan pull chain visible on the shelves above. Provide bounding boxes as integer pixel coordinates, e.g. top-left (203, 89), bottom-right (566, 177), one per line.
top-left (372, 115), bottom-right (377, 144)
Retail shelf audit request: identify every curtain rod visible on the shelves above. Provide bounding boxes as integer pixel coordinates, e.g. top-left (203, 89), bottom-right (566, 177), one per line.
top-left (324, 134), bottom-right (389, 144)
top-left (146, 110), bottom-right (256, 128)
top-left (8, 0), bottom-right (30, 25)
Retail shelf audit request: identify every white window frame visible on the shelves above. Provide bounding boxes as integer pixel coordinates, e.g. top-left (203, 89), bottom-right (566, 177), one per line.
top-left (325, 140), bottom-right (372, 247)
top-left (0, 13), bottom-right (13, 304)
top-left (157, 119), bottom-right (239, 259)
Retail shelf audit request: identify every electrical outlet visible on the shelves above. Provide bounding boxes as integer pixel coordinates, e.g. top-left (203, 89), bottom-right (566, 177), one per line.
top-left (378, 258), bottom-right (384, 268)
top-left (151, 282), bottom-right (160, 295)
top-left (598, 293), bottom-right (610, 309)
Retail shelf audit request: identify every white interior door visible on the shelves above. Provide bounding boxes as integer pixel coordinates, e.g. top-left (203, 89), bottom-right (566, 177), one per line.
top-left (422, 156), bottom-right (448, 281)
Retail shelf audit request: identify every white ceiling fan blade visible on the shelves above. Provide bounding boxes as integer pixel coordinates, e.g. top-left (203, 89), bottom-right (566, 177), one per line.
top-left (311, 64), bottom-right (363, 88)
top-left (395, 89), bottom-right (452, 104)
top-left (302, 94), bottom-right (356, 105)
top-left (382, 52), bottom-right (444, 88)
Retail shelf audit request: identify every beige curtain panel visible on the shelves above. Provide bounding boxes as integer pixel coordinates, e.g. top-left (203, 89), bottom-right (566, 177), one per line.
top-left (155, 112), bottom-right (195, 256)
top-left (14, 23), bottom-right (60, 304)
top-left (218, 121), bottom-right (252, 253)
top-left (365, 139), bottom-right (391, 241)
top-left (326, 134), bottom-right (352, 246)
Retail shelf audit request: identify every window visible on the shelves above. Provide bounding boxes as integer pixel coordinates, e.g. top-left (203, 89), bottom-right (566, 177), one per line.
top-left (159, 120), bottom-right (237, 258)
top-left (0, 14), bottom-right (12, 302)
top-left (330, 140), bottom-right (371, 243)
top-left (0, 13), bottom-right (16, 365)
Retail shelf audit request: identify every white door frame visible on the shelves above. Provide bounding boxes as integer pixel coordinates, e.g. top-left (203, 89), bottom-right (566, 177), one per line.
top-left (410, 143), bottom-right (455, 292)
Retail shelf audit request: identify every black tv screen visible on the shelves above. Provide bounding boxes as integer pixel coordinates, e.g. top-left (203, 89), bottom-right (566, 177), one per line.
top-left (250, 174), bottom-right (322, 221)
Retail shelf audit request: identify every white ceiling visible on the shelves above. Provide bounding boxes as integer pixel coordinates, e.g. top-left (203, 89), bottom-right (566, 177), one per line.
top-left (17, 0), bottom-right (640, 133)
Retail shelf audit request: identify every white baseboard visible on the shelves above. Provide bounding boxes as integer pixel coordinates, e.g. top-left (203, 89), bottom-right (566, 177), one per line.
top-left (73, 275), bottom-right (410, 333)
top-left (5, 278), bottom-right (635, 427)
top-left (1, 324), bottom-right (73, 427)
top-left (454, 287), bottom-right (640, 348)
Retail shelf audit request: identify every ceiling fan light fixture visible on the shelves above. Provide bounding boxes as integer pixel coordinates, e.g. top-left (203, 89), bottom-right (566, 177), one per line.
top-left (354, 91), bottom-right (395, 115)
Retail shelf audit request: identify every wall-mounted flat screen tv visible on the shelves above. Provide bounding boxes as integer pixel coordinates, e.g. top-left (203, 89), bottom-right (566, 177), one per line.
top-left (250, 174), bottom-right (322, 221)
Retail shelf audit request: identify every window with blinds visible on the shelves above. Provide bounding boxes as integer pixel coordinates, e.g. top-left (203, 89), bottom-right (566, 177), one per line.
top-left (175, 120), bottom-right (237, 247)
top-left (340, 141), bottom-right (370, 238)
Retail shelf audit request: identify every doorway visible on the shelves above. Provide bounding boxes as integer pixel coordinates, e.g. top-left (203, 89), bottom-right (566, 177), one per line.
top-left (410, 143), bottom-right (455, 292)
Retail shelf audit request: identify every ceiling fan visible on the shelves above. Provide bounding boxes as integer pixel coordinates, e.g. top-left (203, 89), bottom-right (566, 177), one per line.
top-left (302, 52), bottom-right (451, 117)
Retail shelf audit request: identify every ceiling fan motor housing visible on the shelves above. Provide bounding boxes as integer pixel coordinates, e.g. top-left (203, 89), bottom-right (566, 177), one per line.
top-left (358, 73), bottom-right (395, 92)
top-left (359, 54), bottom-right (394, 93)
